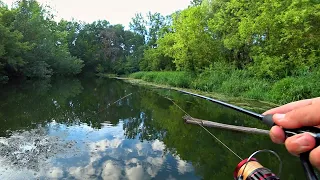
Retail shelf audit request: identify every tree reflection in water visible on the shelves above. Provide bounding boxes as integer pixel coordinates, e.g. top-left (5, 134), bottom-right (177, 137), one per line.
top-left (0, 78), bottom-right (304, 179)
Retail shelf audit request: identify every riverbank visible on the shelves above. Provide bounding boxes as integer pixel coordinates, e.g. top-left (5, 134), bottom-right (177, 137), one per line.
top-left (101, 69), bottom-right (320, 111)
top-left (125, 70), bottom-right (320, 104)
top-left (113, 76), bottom-right (278, 113)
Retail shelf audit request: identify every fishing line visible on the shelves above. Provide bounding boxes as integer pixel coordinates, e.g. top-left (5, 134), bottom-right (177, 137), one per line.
top-left (166, 97), bottom-right (243, 160)
top-left (85, 93), bottom-right (134, 135)
top-left (98, 93), bottom-right (133, 113)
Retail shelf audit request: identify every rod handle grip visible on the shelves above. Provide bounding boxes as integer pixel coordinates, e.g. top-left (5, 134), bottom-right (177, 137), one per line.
top-left (262, 114), bottom-right (320, 135)
top-left (262, 114), bottom-right (275, 127)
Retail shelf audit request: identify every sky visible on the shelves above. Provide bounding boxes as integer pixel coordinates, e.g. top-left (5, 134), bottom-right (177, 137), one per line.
top-left (2, 0), bottom-right (191, 26)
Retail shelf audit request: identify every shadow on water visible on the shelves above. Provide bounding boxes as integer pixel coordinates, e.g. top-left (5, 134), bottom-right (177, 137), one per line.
top-left (0, 77), bottom-right (306, 179)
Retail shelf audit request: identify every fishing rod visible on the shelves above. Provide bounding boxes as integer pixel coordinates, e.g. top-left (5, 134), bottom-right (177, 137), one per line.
top-left (177, 90), bottom-right (320, 180)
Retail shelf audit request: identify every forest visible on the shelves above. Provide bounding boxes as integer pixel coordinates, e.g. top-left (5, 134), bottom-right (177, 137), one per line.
top-left (0, 0), bottom-right (319, 103)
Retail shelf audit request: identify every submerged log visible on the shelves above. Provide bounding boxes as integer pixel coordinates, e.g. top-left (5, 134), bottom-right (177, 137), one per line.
top-left (183, 116), bottom-right (270, 135)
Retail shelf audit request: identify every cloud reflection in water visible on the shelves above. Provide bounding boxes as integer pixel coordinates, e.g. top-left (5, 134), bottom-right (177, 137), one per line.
top-left (0, 119), bottom-right (198, 180)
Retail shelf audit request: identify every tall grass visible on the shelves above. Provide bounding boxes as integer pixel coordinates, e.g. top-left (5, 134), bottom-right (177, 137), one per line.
top-left (129, 71), bottom-right (195, 88)
top-left (269, 72), bottom-right (320, 104)
top-left (129, 68), bottom-right (320, 104)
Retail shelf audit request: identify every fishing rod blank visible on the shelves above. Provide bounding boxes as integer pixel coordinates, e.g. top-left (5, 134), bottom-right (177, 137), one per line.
top-left (178, 90), bottom-right (263, 119)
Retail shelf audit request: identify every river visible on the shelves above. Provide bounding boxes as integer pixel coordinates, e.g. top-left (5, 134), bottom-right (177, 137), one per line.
top-left (0, 77), bottom-right (305, 179)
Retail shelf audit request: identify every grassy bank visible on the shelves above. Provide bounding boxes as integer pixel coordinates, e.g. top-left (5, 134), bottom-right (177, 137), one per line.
top-left (116, 76), bottom-right (277, 112)
top-left (128, 70), bottom-right (320, 105)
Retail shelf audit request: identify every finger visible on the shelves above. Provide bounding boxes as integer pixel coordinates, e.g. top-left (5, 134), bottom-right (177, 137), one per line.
top-left (263, 99), bottom-right (313, 115)
top-left (273, 103), bottom-right (320, 129)
top-left (270, 126), bottom-right (285, 144)
top-left (284, 133), bottom-right (316, 156)
top-left (309, 146), bottom-right (320, 170)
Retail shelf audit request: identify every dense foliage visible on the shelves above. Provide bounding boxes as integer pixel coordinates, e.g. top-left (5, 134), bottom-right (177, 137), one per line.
top-left (0, 0), bottom-right (85, 83)
top-left (145, 0), bottom-right (320, 77)
top-left (131, 0), bottom-right (320, 103)
top-left (1, 0), bottom-right (319, 103)
top-left (0, 0), bottom-right (148, 82)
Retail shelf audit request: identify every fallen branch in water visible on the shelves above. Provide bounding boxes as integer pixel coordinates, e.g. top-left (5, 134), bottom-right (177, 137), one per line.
top-left (183, 115), bottom-right (270, 135)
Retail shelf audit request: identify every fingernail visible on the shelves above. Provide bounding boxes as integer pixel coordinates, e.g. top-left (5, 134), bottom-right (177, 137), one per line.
top-left (270, 133), bottom-right (284, 144)
top-left (273, 114), bottom-right (285, 121)
top-left (295, 135), bottom-right (310, 150)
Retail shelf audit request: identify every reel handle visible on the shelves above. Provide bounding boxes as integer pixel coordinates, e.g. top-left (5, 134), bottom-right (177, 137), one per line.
top-left (262, 114), bottom-right (319, 180)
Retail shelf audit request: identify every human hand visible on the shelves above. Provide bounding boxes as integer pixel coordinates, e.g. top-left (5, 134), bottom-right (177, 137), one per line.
top-left (263, 97), bottom-right (320, 170)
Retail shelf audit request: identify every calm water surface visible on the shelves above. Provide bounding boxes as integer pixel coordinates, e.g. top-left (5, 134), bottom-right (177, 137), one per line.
top-left (0, 78), bottom-right (305, 179)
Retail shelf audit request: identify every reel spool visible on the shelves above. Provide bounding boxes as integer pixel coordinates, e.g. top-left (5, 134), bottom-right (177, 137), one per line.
top-left (234, 158), bottom-right (280, 180)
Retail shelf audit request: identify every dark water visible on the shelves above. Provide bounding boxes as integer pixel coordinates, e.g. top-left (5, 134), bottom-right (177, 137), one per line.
top-left (0, 78), bottom-right (305, 179)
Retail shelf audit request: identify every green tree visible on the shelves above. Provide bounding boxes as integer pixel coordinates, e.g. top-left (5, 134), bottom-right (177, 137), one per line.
top-left (69, 20), bottom-right (111, 72)
top-left (113, 29), bottom-right (145, 74)
top-left (146, 12), bottom-right (168, 47)
top-left (129, 13), bottom-right (147, 41)
top-left (139, 12), bottom-right (175, 71)
top-left (11, 0), bottom-right (83, 78)
top-left (164, 6), bottom-right (225, 71)
top-left (207, 0), bottom-right (320, 78)
top-left (0, 3), bottom-right (31, 83)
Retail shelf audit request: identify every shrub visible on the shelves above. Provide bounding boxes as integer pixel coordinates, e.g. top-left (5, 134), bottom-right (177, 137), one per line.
top-left (191, 69), bottom-right (229, 92)
top-left (141, 72), bottom-right (157, 82)
top-left (219, 70), bottom-right (261, 96)
top-left (129, 71), bottom-right (194, 88)
top-left (129, 72), bottom-right (146, 79)
top-left (269, 75), bottom-right (320, 104)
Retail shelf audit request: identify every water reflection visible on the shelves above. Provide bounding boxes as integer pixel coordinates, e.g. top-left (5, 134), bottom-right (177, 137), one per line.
top-left (0, 120), bottom-right (197, 179)
top-left (0, 78), bottom-right (305, 179)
